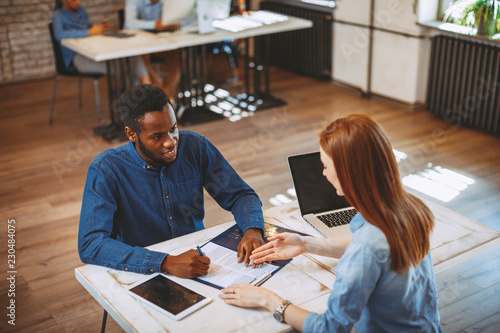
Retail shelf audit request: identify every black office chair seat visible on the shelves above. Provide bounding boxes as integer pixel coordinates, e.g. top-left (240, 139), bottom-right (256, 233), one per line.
top-left (48, 22), bottom-right (104, 124)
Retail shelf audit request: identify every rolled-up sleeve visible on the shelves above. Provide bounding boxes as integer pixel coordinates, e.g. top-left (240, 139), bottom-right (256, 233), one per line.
top-left (303, 241), bottom-right (383, 333)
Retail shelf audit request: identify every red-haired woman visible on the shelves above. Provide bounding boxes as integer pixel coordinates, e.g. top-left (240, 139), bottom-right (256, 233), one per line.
top-left (220, 114), bottom-right (442, 332)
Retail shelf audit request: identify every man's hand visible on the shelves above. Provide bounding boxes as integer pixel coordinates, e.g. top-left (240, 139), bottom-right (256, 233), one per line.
top-left (88, 23), bottom-right (108, 36)
top-left (154, 20), bottom-right (181, 32)
top-left (237, 228), bottom-right (265, 268)
top-left (161, 249), bottom-right (210, 278)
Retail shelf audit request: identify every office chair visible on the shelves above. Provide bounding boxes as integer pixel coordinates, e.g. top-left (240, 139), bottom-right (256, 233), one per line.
top-left (48, 23), bottom-right (104, 124)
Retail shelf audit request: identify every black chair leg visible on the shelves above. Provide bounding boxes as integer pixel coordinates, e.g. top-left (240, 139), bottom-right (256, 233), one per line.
top-left (101, 310), bottom-right (107, 333)
top-left (78, 77), bottom-right (83, 109)
top-left (49, 76), bottom-right (60, 124)
top-left (93, 78), bottom-right (102, 126)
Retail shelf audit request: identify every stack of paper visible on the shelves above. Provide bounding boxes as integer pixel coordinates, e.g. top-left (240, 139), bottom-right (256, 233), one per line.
top-left (213, 10), bottom-right (288, 32)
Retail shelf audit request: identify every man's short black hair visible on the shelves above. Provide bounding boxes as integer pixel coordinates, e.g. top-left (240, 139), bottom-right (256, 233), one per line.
top-left (118, 84), bottom-right (171, 133)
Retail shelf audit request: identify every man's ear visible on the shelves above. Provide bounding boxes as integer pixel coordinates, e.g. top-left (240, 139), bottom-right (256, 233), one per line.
top-left (125, 126), bottom-right (137, 143)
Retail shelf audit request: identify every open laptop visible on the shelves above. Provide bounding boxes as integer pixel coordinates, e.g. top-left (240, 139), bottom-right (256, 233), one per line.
top-left (288, 152), bottom-right (357, 238)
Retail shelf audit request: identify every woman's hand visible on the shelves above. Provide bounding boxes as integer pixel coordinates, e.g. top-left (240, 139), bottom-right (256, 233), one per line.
top-left (220, 283), bottom-right (309, 331)
top-left (250, 232), bottom-right (306, 264)
top-left (219, 283), bottom-right (283, 311)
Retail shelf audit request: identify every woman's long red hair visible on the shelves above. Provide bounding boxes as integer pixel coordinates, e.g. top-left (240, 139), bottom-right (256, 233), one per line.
top-left (319, 114), bottom-right (434, 274)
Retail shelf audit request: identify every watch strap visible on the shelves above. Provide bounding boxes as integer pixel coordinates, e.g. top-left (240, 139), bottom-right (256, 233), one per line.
top-left (274, 300), bottom-right (291, 323)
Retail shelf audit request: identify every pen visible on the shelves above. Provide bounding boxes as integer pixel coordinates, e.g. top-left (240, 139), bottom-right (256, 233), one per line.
top-left (196, 245), bottom-right (205, 256)
top-left (255, 273), bottom-right (272, 286)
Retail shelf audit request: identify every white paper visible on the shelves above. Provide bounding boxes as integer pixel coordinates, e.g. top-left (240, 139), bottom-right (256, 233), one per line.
top-left (197, 242), bottom-right (278, 289)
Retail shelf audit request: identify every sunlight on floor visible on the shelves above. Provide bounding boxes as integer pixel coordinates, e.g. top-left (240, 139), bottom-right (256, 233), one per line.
top-left (269, 149), bottom-right (476, 205)
top-left (393, 149), bottom-right (408, 163)
top-left (403, 164), bottom-right (475, 202)
top-left (269, 188), bottom-right (296, 206)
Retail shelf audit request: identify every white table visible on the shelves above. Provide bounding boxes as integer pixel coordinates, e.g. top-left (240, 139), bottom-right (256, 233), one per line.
top-left (75, 200), bottom-right (500, 332)
top-left (61, 16), bottom-right (313, 62)
top-left (61, 15), bottom-right (313, 137)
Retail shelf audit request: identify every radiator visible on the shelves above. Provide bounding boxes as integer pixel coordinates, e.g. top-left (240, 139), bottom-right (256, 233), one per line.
top-left (259, 0), bottom-right (333, 79)
top-left (426, 35), bottom-right (500, 135)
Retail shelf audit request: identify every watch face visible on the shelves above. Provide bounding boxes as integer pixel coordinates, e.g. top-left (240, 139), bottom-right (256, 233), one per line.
top-left (273, 310), bottom-right (283, 322)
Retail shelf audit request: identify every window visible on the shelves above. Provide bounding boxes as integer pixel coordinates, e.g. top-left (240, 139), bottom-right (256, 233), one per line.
top-left (439, 0), bottom-right (456, 20)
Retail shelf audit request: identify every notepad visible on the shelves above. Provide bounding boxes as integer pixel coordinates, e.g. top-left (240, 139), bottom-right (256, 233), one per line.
top-left (194, 222), bottom-right (309, 289)
top-left (196, 242), bottom-right (278, 288)
top-left (213, 10), bottom-right (288, 32)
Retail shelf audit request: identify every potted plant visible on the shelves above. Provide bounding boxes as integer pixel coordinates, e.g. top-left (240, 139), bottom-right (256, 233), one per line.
top-left (444, 0), bottom-right (499, 36)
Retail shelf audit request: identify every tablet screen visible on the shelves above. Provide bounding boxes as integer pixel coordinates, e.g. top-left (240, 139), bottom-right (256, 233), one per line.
top-left (128, 274), bottom-right (210, 319)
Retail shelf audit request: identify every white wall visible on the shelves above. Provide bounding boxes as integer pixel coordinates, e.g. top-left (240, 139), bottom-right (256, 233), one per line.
top-left (371, 31), bottom-right (431, 104)
top-left (332, 22), bottom-right (370, 93)
top-left (331, 0), bottom-right (433, 105)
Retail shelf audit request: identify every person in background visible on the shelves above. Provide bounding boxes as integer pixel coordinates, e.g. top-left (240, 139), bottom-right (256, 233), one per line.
top-left (78, 84), bottom-right (265, 278)
top-left (52, 0), bottom-right (152, 84)
top-left (220, 114), bottom-right (442, 333)
top-left (124, 0), bottom-right (194, 108)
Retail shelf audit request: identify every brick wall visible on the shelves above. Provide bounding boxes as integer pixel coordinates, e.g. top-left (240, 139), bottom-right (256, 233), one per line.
top-left (0, 0), bottom-right (124, 84)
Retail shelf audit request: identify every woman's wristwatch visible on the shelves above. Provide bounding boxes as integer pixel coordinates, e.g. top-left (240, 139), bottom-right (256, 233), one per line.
top-left (273, 300), bottom-right (291, 323)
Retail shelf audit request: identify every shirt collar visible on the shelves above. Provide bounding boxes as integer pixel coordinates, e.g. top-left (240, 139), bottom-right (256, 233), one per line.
top-left (125, 141), bottom-right (158, 171)
top-left (349, 213), bottom-right (366, 233)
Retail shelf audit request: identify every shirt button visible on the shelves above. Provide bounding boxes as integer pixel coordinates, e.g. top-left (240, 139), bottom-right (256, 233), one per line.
top-left (150, 269), bottom-right (154, 273)
top-left (169, 216), bottom-right (173, 220)
top-left (165, 195), bottom-right (169, 199)
top-left (124, 267), bottom-right (129, 271)
top-left (146, 166), bottom-right (151, 170)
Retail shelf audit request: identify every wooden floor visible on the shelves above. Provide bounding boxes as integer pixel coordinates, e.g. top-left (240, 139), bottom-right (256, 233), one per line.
top-left (1, 61), bottom-right (499, 332)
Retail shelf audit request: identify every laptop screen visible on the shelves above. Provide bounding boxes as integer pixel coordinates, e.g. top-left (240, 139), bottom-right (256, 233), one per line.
top-left (288, 152), bottom-right (352, 215)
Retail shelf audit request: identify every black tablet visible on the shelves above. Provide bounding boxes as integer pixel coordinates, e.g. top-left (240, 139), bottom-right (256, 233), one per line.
top-left (127, 273), bottom-right (212, 320)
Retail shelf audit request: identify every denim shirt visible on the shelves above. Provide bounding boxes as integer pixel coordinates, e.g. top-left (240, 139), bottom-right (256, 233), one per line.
top-left (304, 213), bottom-right (442, 333)
top-left (52, 7), bottom-right (92, 69)
top-left (78, 130), bottom-right (264, 274)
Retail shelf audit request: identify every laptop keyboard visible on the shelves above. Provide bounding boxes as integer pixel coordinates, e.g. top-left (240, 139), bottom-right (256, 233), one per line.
top-left (317, 209), bottom-right (357, 228)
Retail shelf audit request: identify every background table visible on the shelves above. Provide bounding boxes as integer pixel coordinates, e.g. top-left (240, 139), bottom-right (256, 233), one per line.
top-left (61, 15), bottom-right (313, 139)
top-left (75, 200), bottom-right (500, 332)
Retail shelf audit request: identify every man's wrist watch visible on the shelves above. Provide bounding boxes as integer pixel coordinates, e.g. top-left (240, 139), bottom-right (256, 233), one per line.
top-left (272, 300), bottom-right (291, 323)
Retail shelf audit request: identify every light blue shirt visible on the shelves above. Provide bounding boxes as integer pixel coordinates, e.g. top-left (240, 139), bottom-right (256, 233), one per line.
top-left (124, 0), bottom-right (196, 30)
top-left (52, 7), bottom-right (91, 69)
top-left (124, 0), bottom-right (162, 30)
top-left (304, 213), bottom-right (442, 333)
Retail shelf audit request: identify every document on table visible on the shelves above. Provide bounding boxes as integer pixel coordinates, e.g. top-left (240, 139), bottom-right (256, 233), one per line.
top-left (196, 242), bottom-right (279, 289)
